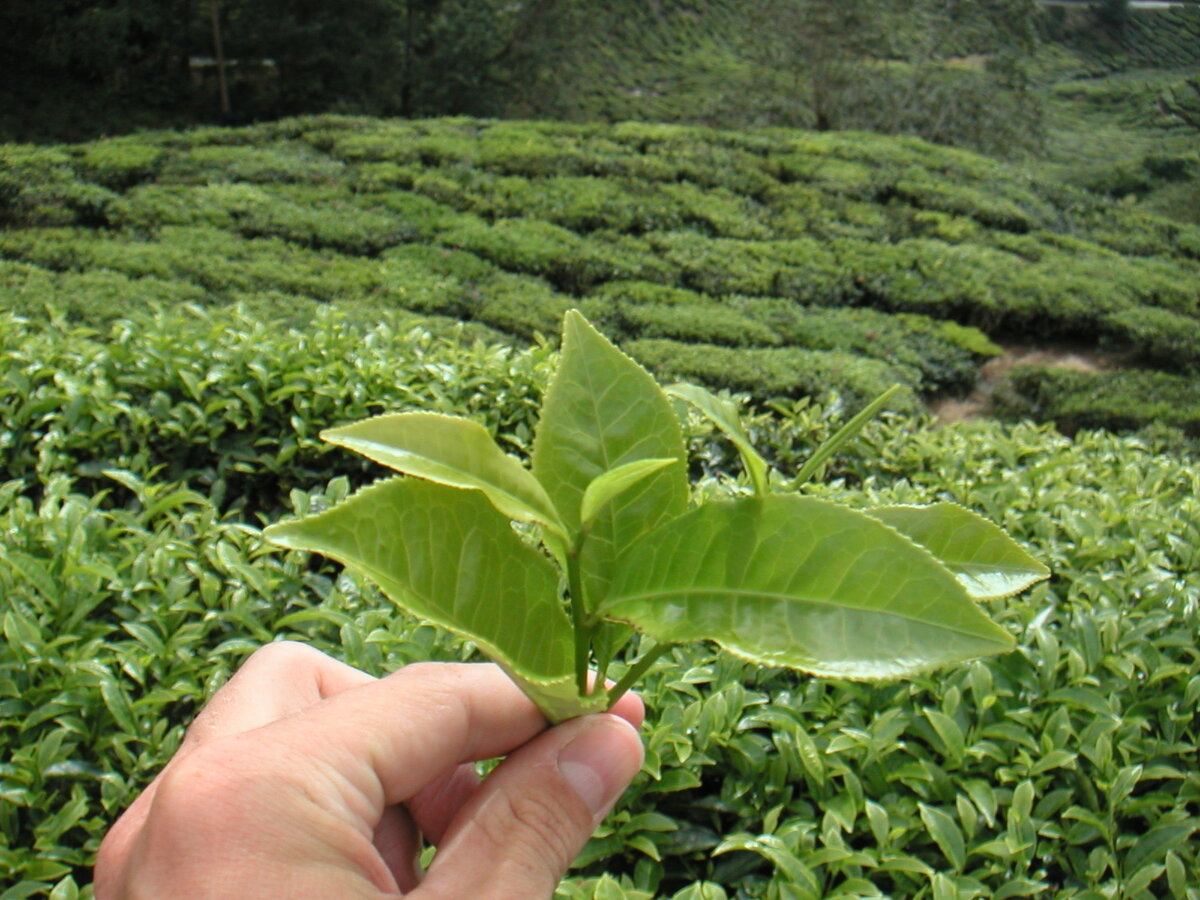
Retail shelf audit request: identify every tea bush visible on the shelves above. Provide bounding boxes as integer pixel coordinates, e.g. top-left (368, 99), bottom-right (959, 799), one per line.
top-left (997, 365), bottom-right (1200, 436)
top-left (2, 115), bottom-right (1198, 421)
top-left (624, 339), bottom-right (920, 412)
top-left (0, 306), bottom-right (553, 516)
top-left (1, 305), bottom-right (1197, 899)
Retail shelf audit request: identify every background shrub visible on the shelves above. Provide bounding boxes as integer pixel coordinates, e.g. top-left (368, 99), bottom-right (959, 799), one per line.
top-left (2, 304), bottom-right (1198, 898)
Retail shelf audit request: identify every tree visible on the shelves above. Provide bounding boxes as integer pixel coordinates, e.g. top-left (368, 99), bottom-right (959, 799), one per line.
top-left (745, 0), bottom-right (891, 131)
top-left (1091, 0), bottom-right (1131, 40)
top-left (741, 0), bottom-right (1043, 154)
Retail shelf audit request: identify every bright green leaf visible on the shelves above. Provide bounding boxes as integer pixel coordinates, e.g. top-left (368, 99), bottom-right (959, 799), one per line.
top-left (919, 802), bottom-right (966, 872)
top-left (532, 310), bottom-right (687, 607)
top-left (867, 502), bottom-right (1050, 599)
top-left (666, 383), bottom-right (769, 495)
top-left (924, 708), bottom-right (966, 764)
top-left (321, 412), bottom-right (567, 539)
top-left (263, 477), bottom-right (592, 722)
top-left (865, 800), bottom-right (890, 847)
top-left (1166, 851), bottom-right (1187, 899)
top-left (1125, 863), bottom-right (1165, 897)
top-left (581, 458), bottom-right (679, 529)
top-left (792, 384), bottom-right (901, 487)
top-left (1123, 823), bottom-right (1197, 878)
top-left (600, 496), bottom-right (1015, 680)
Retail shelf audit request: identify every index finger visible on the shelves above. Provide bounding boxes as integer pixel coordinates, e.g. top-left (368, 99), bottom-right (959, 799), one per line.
top-left (264, 662), bottom-right (642, 809)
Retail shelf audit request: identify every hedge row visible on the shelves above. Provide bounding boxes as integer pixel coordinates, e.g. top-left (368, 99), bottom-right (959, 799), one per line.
top-left (996, 365), bottom-right (1200, 436)
top-left (2, 304), bottom-right (1198, 899)
top-left (0, 306), bottom-right (551, 517)
top-left (3, 116), bottom-right (1199, 412)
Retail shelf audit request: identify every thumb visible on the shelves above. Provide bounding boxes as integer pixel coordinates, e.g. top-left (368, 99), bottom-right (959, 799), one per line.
top-left (418, 714), bottom-right (644, 900)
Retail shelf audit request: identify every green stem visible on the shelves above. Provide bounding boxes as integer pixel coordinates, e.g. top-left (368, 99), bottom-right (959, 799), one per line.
top-left (606, 642), bottom-right (675, 709)
top-left (566, 544), bottom-right (591, 697)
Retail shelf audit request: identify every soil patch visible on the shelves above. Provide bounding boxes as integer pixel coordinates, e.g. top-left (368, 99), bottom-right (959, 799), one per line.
top-left (930, 342), bottom-right (1122, 423)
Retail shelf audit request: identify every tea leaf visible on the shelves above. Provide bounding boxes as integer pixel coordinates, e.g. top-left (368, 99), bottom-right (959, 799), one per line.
top-left (263, 477), bottom-right (588, 722)
top-left (533, 311), bottom-right (687, 606)
top-left (1123, 823), bottom-right (1197, 879)
top-left (581, 458), bottom-right (679, 528)
top-left (666, 383), bottom-right (769, 495)
top-left (601, 496), bottom-right (1015, 679)
top-left (321, 412), bottom-right (567, 539)
top-left (919, 802), bottom-right (966, 872)
top-left (867, 502), bottom-right (1050, 599)
top-left (792, 385), bottom-right (900, 487)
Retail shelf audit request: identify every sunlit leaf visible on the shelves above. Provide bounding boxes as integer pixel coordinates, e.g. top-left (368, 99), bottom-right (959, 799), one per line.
top-left (581, 458), bottom-right (679, 528)
top-left (666, 383), bottom-right (769, 495)
top-left (867, 502), bottom-right (1050, 599)
top-left (792, 384), bottom-right (901, 487)
top-left (532, 310), bottom-right (687, 607)
top-left (919, 803), bottom-right (966, 872)
top-left (600, 495), bottom-right (1015, 679)
top-left (321, 412), bottom-right (567, 539)
top-left (263, 477), bottom-right (590, 722)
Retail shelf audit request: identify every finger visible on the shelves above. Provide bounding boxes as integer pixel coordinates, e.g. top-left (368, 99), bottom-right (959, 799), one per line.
top-left (373, 803), bottom-right (423, 893)
top-left (418, 714), bottom-right (644, 900)
top-left (408, 763), bottom-right (482, 845)
top-left (406, 677), bottom-right (644, 846)
top-left (265, 662), bottom-right (551, 809)
top-left (183, 641), bottom-right (373, 749)
top-left (95, 642), bottom-right (371, 898)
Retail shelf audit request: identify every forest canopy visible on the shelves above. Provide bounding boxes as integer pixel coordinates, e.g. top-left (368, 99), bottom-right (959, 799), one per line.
top-left (2, 0), bottom-right (1046, 150)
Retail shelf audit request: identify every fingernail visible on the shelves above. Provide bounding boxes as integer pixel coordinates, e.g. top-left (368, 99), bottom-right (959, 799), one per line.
top-left (557, 716), bottom-right (640, 820)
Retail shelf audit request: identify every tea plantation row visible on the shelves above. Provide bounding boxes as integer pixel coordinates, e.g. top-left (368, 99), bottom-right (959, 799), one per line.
top-left (2, 115), bottom-right (1199, 430)
top-left (1, 305), bottom-right (1197, 899)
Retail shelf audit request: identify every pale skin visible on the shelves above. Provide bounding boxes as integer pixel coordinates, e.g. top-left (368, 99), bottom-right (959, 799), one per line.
top-left (94, 642), bottom-right (645, 900)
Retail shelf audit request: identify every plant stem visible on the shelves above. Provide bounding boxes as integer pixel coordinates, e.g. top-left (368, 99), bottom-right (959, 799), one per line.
top-left (606, 642), bottom-right (675, 708)
top-left (566, 544), bottom-right (591, 696)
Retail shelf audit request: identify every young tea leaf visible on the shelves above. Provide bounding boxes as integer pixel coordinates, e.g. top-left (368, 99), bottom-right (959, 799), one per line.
top-left (581, 458), bottom-right (679, 528)
top-left (321, 412), bottom-right (568, 540)
top-left (600, 495), bottom-right (1015, 680)
top-left (792, 384), bottom-right (901, 487)
top-left (263, 477), bottom-right (592, 722)
top-left (666, 383), bottom-right (769, 496)
top-left (867, 503), bottom-right (1050, 600)
top-left (532, 310), bottom-right (687, 607)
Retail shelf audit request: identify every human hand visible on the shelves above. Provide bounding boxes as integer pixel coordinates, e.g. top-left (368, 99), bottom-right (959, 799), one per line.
top-left (94, 642), bottom-right (645, 899)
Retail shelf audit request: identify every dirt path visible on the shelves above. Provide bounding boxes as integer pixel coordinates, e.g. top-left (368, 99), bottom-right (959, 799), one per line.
top-left (930, 343), bottom-right (1119, 423)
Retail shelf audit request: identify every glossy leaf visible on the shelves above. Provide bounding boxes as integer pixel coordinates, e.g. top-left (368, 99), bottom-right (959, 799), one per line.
top-left (321, 412), bottom-right (567, 539)
top-left (918, 803), bottom-right (966, 872)
top-left (600, 495), bottom-right (1015, 680)
top-left (532, 310), bottom-right (687, 607)
top-left (262, 477), bottom-right (592, 722)
top-left (666, 383), bottom-right (769, 495)
top-left (867, 502), bottom-right (1050, 600)
top-left (581, 458), bottom-right (679, 528)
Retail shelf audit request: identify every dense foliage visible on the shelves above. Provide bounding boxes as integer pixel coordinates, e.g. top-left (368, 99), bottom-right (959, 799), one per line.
top-left (1044, 4), bottom-right (1200, 70)
top-left (2, 116), bottom-right (1198, 431)
top-left (1, 304), bottom-right (1197, 899)
top-left (0, 0), bottom-right (1052, 149)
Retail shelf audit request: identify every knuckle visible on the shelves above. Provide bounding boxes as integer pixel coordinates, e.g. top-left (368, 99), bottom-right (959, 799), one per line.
top-left (245, 639), bottom-right (314, 668)
top-left (479, 784), bottom-right (582, 874)
top-left (156, 737), bottom-right (263, 821)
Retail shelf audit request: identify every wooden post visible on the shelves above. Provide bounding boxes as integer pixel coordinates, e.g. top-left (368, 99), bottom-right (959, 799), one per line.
top-left (210, 0), bottom-right (231, 115)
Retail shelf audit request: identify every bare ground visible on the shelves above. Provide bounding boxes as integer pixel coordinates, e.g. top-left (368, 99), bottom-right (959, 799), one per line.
top-left (930, 343), bottom-right (1121, 423)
